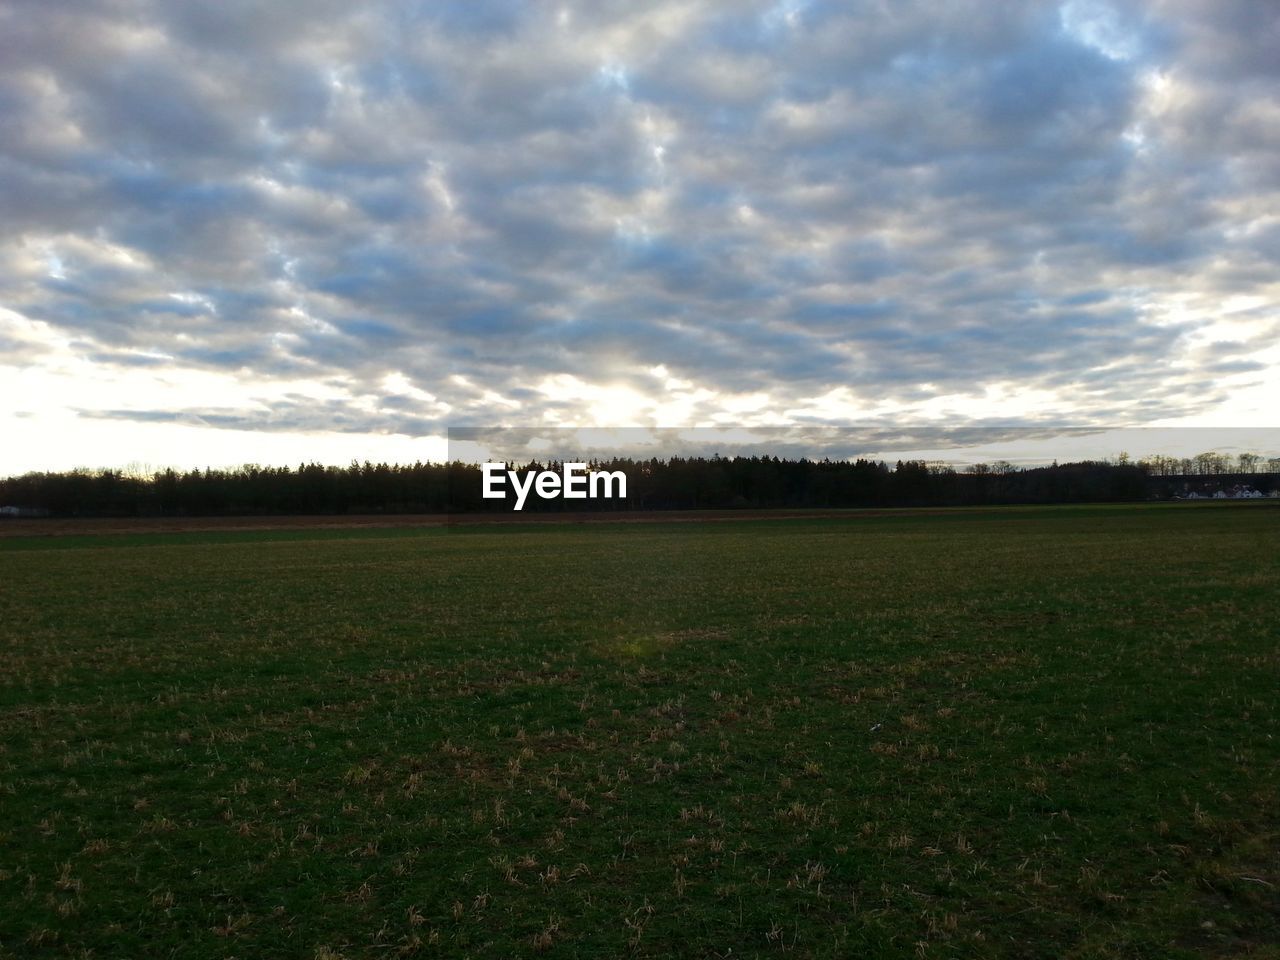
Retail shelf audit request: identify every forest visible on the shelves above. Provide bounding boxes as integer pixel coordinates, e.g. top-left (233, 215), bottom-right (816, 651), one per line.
top-left (2, 452), bottom-right (1277, 517)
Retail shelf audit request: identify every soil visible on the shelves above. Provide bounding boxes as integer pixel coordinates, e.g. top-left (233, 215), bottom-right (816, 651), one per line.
top-left (0, 507), bottom-right (968, 539)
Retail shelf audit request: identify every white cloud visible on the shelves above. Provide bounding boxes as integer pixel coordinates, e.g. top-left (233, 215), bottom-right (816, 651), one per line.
top-left (0, 0), bottom-right (1276, 472)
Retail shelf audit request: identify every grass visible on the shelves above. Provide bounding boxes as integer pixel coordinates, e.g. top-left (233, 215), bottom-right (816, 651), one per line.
top-left (0, 503), bottom-right (1277, 958)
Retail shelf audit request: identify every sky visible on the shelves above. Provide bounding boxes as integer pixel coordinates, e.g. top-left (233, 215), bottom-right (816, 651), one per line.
top-left (2, 0), bottom-right (1278, 474)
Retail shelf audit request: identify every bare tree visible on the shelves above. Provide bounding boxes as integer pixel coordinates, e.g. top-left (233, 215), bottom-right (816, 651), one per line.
top-left (1237, 452), bottom-right (1261, 474)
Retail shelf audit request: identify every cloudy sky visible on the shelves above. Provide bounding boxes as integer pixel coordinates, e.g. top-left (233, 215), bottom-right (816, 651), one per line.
top-left (2, 0), bottom-right (1277, 473)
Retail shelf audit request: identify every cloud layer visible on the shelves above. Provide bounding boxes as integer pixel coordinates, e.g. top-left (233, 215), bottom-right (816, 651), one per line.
top-left (2, 0), bottom-right (1278, 463)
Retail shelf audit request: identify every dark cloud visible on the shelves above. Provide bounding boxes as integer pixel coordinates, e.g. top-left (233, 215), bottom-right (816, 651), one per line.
top-left (1, 0), bottom-right (1276, 442)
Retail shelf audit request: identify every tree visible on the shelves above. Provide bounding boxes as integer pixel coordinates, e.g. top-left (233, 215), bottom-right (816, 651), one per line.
top-left (1237, 452), bottom-right (1262, 474)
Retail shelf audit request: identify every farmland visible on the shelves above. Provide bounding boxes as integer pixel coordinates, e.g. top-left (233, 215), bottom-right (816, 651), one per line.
top-left (1, 504), bottom-right (1277, 958)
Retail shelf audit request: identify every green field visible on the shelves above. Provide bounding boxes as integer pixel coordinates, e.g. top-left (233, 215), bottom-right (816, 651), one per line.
top-left (1, 505), bottom-right (1277, 959)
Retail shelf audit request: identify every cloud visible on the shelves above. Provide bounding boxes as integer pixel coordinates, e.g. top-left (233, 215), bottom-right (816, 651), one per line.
top-left (1, 0), bottom-right (1277, 469)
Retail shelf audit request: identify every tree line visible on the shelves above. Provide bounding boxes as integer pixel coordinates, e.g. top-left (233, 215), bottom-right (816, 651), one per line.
top-left (0, 455), bottom-right (1227, 517)
top-left (1136, 451), bottom-right (1280, 476)
top-left (4, 452), bottom-right (1277, 518)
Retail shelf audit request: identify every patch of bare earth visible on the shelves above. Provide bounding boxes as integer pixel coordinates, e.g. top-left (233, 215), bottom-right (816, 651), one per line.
top-left (0, 506), bottom-right (1006, 539)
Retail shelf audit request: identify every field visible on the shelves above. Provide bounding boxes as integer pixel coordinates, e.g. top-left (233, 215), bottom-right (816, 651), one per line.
top-left (1, 504), bottom-right (1277, 959)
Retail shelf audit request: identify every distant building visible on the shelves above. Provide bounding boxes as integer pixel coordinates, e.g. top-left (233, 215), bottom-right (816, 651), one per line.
top-left (0, 506), bottom-right (51, 518)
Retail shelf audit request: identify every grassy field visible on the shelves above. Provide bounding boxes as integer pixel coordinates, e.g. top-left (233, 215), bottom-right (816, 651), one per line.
top-left (1, 504), bottom-right (1277, 959)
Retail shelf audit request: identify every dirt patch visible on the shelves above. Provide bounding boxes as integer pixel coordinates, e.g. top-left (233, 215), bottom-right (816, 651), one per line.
top-left (0, 506), bottom-right (1004, 539)
top-left (0, 513), bottom-right (449, 538)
